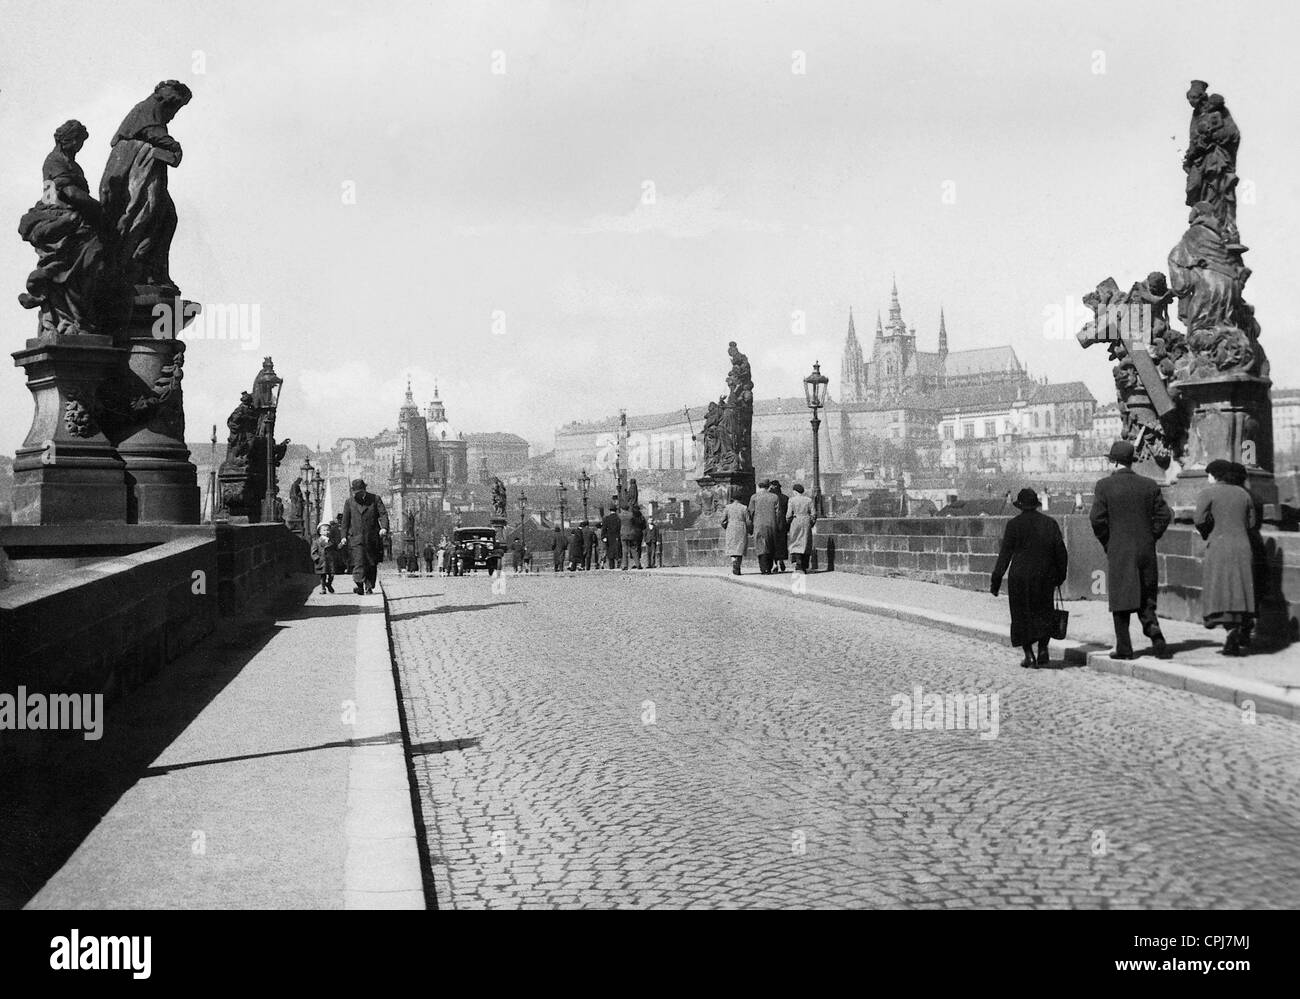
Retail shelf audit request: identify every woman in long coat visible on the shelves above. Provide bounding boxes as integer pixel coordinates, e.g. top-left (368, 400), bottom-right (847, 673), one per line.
top-left (1194, 459), bottom-right (1256, 655)
top-left (720, 488), bottom-right (753, 576)
top-left (785, 483), bottom-right (816, 573)
top-left (990, 488), bottom-right (1068, 668)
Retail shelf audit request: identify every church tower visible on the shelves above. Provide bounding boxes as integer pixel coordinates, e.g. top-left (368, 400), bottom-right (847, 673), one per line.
top-left (840, 308), bottom-right (865, 403)
top-left (938, 307), bottom-right (949, 358)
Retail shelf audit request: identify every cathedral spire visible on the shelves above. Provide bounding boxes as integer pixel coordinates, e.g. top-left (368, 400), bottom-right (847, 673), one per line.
top-left (887, 277), bottom-right (905, 335)
top-left (847, 306), bottom-right (856, 340)
top-left (875, 311), bottom-right (883, 339)
top-left (938, 308), bottom-right (948, 356)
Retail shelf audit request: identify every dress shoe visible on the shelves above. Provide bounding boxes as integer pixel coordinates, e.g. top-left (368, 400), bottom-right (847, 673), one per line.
top-left (1019, 655), bottom-right (1035, 668)
top-left (1149, 638), bottom-right (1171, 659)
top-left (353, 585), bottom-right (365, 595)
top-left (326, 582), bottom-right (335, 593)
top-left (1036, 647), bottom-right (1050, 666)
top-left (1109, 650), bottom-right (1136, 660)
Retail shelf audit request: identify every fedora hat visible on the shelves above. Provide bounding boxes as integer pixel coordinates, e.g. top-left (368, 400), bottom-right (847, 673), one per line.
top-left (1107, 440), bottom-right (1136, 464)
top-left (1012, 488), bottom-right (1041, 510)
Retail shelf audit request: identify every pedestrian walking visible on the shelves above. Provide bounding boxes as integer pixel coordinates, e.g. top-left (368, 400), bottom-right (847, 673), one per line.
top-left (989, 488), bottom-right (1069, 667)
top-left (770, 480), bottom-right (790, 572)
top-left (439, 539), bottom-right (451, 576)
top-left (1194, 459), bottom-right (1257, 656)
top-left (422, 539), bottom-right (435, 574)
top-left (551, 524), bottom-right (566, 572)
top-left (310, 522), bottom-right (336, 594)
top-left (618, 504), bottom-right (641, 570)
top-left (644, 519), bottom-right (659, 568)
top-left (1089, 441), bottom-right (1173, 659)
top-left (341, 478), bottom-right (389, 595)
top-left (721, 487), bottom-right (753, 575)
top-left (603, 505), bottom-right (622, 569)
top-left (752, 484), bottom-right (781, 574)
top-left (582, 520), bottom-right (596, 570)
top-left (567, 523), bottom-right (584, 571)
top-left (786, 482), bottom-right (816, 572)
top-left (511, 535), bottom-right (524, 574)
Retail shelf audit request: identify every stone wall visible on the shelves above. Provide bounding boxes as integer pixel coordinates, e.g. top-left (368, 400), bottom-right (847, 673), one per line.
top-left (661, 514), bottom-right (1300, 642)
top-left (0, 524), bottom-right (312, 719)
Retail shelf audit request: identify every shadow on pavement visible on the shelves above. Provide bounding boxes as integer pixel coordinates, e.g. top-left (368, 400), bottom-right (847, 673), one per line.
top-left (0, 576), bottom-right (319, 910)
top-left (388, 601), bottom-right (523, 623)
top-left (141, 731), bottom-right (403, 777)
top-left (409, 737), bottom-right (481, 757)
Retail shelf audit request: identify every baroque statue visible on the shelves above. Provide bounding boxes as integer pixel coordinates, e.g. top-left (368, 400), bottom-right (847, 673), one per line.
top-left (17, 120), bottom-right (111, 336)
top-left (491, 477), bottom-right (507, 518)
top-left (99, 80), bottom-right (193, 294)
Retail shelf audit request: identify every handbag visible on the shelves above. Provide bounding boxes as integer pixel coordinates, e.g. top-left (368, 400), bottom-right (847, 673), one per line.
top-left (1051, 587), bottom-right (1069, 640)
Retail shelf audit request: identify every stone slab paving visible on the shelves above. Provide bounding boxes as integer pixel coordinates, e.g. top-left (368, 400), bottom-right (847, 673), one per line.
top-left (23, 585), bottom-right (422, 909)
top-left (386, 569), bottom-right (1300, 909)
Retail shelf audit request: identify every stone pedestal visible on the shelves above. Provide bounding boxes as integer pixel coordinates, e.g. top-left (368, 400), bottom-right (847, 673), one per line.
top-left (111, 337), bottom-right (199, 524)
top-left (1166, 374), bottom-right (1277, 516)
top-left (695, 470), bottom-right (755, 524)
top-left (11, 334), bottom-right (128, 525)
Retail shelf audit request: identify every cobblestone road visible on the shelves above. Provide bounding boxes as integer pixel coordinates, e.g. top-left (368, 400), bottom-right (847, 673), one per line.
top-left (386, 570), bottom-right (1300, 909)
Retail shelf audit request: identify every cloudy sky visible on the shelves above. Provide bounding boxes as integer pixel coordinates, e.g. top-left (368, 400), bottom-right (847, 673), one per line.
top-left (2, 0), bottom-right (1297, 458)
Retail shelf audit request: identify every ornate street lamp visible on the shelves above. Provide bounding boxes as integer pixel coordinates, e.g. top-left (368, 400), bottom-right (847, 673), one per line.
top-left (517, 492), bottom-right (528, 562)
top-left (252, 357), bottom-right (283, 523)
top-left (299, 457), bottom-right (315, 539)
top-left (578, 468), bottom-right (591, 524)
top-left (803, 360), bottom-right (829, 515)
top-left (312, 466), bottom-right (325, 524)
top-left (556, 480), bottom-right (568, 529)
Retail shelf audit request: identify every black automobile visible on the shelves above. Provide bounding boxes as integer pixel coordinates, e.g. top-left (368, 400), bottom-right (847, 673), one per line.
top-left (451, 527), bottom-right (506, 574)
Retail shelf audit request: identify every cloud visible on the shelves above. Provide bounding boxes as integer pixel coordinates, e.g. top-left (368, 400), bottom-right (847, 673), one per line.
top-left (551, 275), bottom-right (679, 318)
top-left (573, 187), bottom-right (782, 239)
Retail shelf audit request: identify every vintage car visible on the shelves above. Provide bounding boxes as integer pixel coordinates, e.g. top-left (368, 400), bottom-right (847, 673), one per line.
top-left (451, 526), bottom-right (506, 573)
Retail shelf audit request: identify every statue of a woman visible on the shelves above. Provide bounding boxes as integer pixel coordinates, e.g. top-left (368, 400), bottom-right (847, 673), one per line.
top-left (17, 120), bottom-right (110, 335)
top-left (99, 80), bottom-right (193, 293)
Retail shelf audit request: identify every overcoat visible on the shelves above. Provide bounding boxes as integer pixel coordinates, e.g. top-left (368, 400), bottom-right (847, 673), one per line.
top-left (720, 500), bottom-right (753, 558)
top-left (991, 509), bottom-right (1068, 646)
top-left (341, 492), bottom-right (390, 569)
top-left (786, 492), bottom-right (816, 554)
top-left (567, 527), bottom-right (584, 562)
top-left (773, 489), bottom-right (790, 560)
top-left (752, 491), bottom-right (781, 557)
top-left (310, 535), bottom-right (334, 574)
top-left (1193, 482), bottom-right (1256, 624)
top-left (1089, 468), bottom-right (1172, 612)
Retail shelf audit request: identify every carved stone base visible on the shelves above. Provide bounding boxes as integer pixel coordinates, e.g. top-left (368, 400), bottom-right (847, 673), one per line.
top-left (110, 339), bottom-right (198, 524)
top-left (11, 334), bottom-right (128, 525)
top-left (695, 470), bottom-right (756, 524)
top-left (1166, 374), bottom-right (1277, 517)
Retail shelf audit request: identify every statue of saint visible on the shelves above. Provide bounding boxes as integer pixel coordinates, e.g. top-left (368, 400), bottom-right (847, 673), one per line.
top-left (18, 120), bottom-right (110, 335)
top-left (225, 391), bottom-right (259, 463)
top-left (491, 477), bottom-right (507, 518)
top-left (1182, 83), bottom-right (1241, 242)
top-left (99, 80), bottom-right (193, 293)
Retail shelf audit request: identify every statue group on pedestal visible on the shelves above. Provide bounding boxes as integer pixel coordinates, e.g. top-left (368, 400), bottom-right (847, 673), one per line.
top-left (1078, 81), bottom-right (1266, 467)
top-left (696, 340), bottom-right (754, 477)
top-left (17, 80), bottom-right (193, 339)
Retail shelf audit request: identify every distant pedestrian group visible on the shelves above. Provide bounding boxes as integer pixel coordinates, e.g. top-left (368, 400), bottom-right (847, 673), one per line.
top-left (722, 480), bottom-right (815, 576)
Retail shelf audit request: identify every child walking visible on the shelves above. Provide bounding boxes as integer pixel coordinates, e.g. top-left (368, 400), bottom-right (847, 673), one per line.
top-left (310, 522), bottom-right (336, 594)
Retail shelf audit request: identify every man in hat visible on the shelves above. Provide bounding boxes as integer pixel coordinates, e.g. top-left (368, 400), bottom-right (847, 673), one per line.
top-left (1089, 441), bottom-right (1173, 658)
top-left (341, 478), bottom-right (389, 595)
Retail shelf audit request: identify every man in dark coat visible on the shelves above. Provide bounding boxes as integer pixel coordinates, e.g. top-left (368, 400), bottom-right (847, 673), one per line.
top-left (752, 486), bottom-right (781, 574)
top-left (422, 540), bottom-right (436, 574)
top-left (1090, 441), bottom-right (1173, 658)
top-left (567, 524), bottom-right (584, 572)
top-left (644, 519), bottom-right (660, 568)
top-left (341, 478), bottom-right (389, 595)
top-left (602, 506), bottom-right (622, 569)
top-left (618, 504), bottom-right (639, 570)
top-left (581, 520), bottom-right (597, 570)
top-left (770, 480), bottom-right (790, 572)
top-left (551, 525), bottom-right (566, 572)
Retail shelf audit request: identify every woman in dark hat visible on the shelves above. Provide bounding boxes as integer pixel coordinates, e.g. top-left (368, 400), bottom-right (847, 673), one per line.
top-left (990, 488), bottom-right (1069, 667)
top-left (1194, 459), bottom-right (1256, 655)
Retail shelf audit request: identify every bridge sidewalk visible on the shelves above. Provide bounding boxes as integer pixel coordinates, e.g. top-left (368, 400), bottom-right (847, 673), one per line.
top-left (22, 581), bottom-right (424, 910)
top-left (658, 565), bottom-right (1300, 720)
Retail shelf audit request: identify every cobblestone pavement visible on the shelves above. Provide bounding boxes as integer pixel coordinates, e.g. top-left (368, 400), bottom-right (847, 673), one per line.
top-left (386, 570), bottom-right (1300, 909)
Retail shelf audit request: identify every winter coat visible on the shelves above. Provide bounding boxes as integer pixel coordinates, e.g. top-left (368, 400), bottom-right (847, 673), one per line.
top-left (720, 500), bottom-right (753, 558)
top-left (991, 508), bottom-right (1068, 646)
top-left (1194, 482), bottom-right (1256, 623)
top-left (786, 492), bottom-right (816, 554)
top-left (1089, 468), bottom-right (1172, 612)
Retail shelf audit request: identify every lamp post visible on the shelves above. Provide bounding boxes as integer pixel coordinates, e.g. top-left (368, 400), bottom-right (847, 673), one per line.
top-left (312, 466), bottom-right (325, 525)
top-left (299, 457), bottom-right (314, 539)
top-left (579, 468), bottom-right (590, 524)
top-left (803, 360), bottom-right (829, 516)
top-left (253, 357), bottom-right (284, 523)
top-left (518, 492), bottom-right (528, 562)
top-left (556, 481), bottom-right (568, 529)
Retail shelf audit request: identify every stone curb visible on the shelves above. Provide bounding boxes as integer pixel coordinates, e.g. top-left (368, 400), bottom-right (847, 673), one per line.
top-left (343, 587), bottom-right (425, 909)
top-left (664, 567), bottom-right (1300, 722)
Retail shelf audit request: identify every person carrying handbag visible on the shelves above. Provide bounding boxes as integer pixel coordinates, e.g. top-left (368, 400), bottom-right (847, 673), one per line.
top-left (990, 488), bottom-right (1069, 668)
